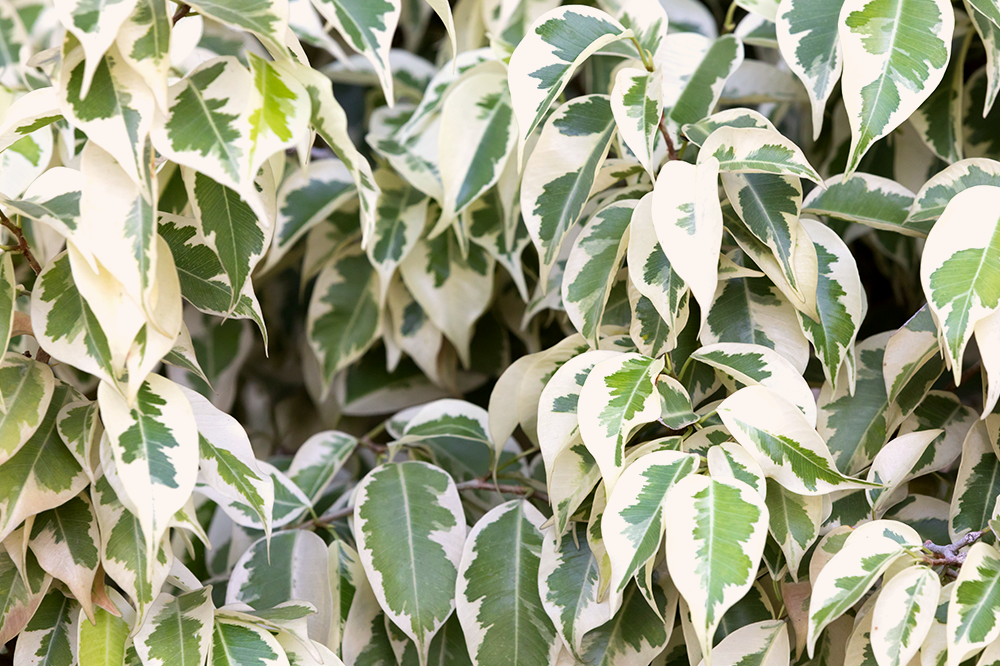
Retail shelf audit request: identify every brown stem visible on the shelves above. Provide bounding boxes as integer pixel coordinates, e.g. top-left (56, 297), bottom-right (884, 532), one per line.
top-left (0, 209), bottom-right (40, 275)
top-left (659, 115), bottom-right (678, 162)
top-left (923, 529), bottom-right (988, 566)
top-left (172, 3), bottom-right (192, 24)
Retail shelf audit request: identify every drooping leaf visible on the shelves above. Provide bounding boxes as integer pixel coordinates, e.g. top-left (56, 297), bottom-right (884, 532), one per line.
top-left (610, 67), bottom-right (662, 178)
top-left (948, 542), bottom-right (1000, 665)
top-left (905, 157), bottom-right (1000, 232)
top-left (12, 589), bottom-right (79, 666)
top-left (950, 420), bottom-right (1000, 541)
top-left (0, 353), bottom-right (54, 465)
top-left (764, 479), bottom-right (821, 583)
top-left (134, 588), bottom-right (214, 666)
top-left (801, 173), bottom-right (917, 236)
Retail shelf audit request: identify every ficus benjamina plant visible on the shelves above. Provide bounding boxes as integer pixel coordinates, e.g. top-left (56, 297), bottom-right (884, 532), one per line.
top-left (8, 0), bottom-right (1000, 665)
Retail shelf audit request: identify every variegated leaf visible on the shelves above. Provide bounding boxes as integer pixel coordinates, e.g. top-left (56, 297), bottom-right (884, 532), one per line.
top-left (354, 461), bottom-right (465, 661)
top-left (692, 342), bottom-right (816, 426)
top-left (661, 34), bottom-right (745, 143)
top-left (0, 381), bottom-right (86, 543)
top-left (698, 619), bottom-right (789, 666)
top-left (948, 542), bottom-right (1000, 665)
top-left (652, 157), bottom-right (723, 330)
top-left (796, 217), bottom-right (866, 393)
top-left (764, 479), bottom-right (821, 583)
top-left (718, 385), bottom-right (878, 495)
top-left (521, 94), bottom-right (617, 283)
top-left (0, 88), bottom-right (61, 155)
top-left (115, 0), bottom-right (171, 111)
top-left (920, 185), bottom-right (1000, 384)
top-left (307, 244), bottom-right (382, 388)
top-left (0, 353), bottom-right (54, 464)
top-left (12, 589), bottom-right (78, 666)
top-left (209, 618), bottom-right (290, 666)
top-left (864, 430), bottom-right (940, 517)
top-left (0, 168), bottom-right (82, 241)
top-left (363, 169), bottom-right (427, 304)
top-left (664, 475), bottom-right (768, 663)
top-left (776, 0), bottom-right (848, 139)
top-left (227, 531), bottom-right (333, 645)
top-left (906, 158), bottom-right (1000, 232)
top-left (563, 200), bottom-right (636, 347)
top-left (53, 0), bottom-right (139, 98)
top-left (967, 0), bottom-right (1000, 118)
top-left (288, 430), bottom-right (356, 504)
top-left (0, 543), bottom-right (49, 646)
top-left (706, 441), bottom-right (766, 497)
top-left (186, 0), bottom-right (288, 54)
top-left (507, 6), bottom-right (630, 149)
top-left (802, 173), bottom-right (917, 236)
top-left (578, 578), bottom-right (676, 666)
top-left (700, 126), bottom-right (822, 183)
top-left (27, 493), bottom-right (100, 622)
top-left (134, 588), bottom-right (214, 666)
top-left (578, 352), bottom-right (663, 495)
top-left (310, 0), bottom-right (400, 104)
top-left (656, 375), bottom-right (698, 429)
top-left (911, 31), bottom-right (970, 165)
top-left (838, 0), bottom-right (954, 174)
top-left (603, 450), bottom-right (699, 597)
top-left (950, 420), bottom-right (1000, 541)
top-left (898, 391), bottom-right (974, 481)
top-left (0, 251), bottom-right (14, 359)
top-left (870, 564), bottom-right (937, 666)
top-left (611, 67), bottom-right (662, 178)
top-left (456, 500), bottom-right (560, 666)
top-left (681, 108), bottom-right (776, 147)
top-left (98, 374), bottom-right (198, 565)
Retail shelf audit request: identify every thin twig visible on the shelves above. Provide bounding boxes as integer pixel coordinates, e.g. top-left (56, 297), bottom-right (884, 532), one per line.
top-left (0, 209), bottom-right (40, 275)
top-left (658, 115), bottom-right (678, 161)
top-left (172, 3), bottom-right (192, 24)
top-left (923, 528), bottom-right (990, 566)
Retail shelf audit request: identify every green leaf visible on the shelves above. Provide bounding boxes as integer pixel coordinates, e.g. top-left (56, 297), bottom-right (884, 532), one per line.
top-left (507, 5), bottom-right (630, 149)
top-left (776, 0), bottom-right (848, 138)
top-left (77, 606), bottom-right (129, 666)
top-left (97, 374), bottom-right (198, 565)
top-left (0, 353), bottom-right (54, 464)
top-left (911, 32), bottom-right (970, 165)
top-left (948, 542), bottom-right (1000, 665)
top-left (13, 590), bottom-right (78, 666)
top-left (578, 352), bottom-right (664, 495)
top-left (456, 500), bottom-right (560, 666)
top-left (664, 475), bottom-right (768, 663)
top-left (718, 385), bottom-right (879, 495)
top-left (354, 461), bottom-right (465, 661)
top-left (522, 94), bottom-right (617, 284)
top-left (209, 619), bottom-right (290, 666)
top-left (134, 588), bottom-right (214, 666)
top-left (838, 0), bottom-right (955, 174)
top-left (802, 173), bottom-right (918, 236)
top-left (562, 200), bottom-right (636, 347)
top-left (309, 0), bottom-right (401, 104)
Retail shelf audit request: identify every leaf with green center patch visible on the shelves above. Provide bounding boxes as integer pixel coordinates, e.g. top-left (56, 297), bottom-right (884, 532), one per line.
top-left (802, 173), bottom-right (917, 236)
top-left (521, 94), bottom-right (617, 285)
top-left (0, 353), bottom-right (54, 464)
top-left (457, 500), bottom-right (561, 666)
top-left (577, 578), bottom-right (676, 666)
top-left (385, 276), bottom-right (444, 385)
top-left (721, 172), bottom-right (817, 304)
top-left (0, 1), bottom-right (29, 86)
top-left (706, 441), bottom-right (766, 497)
top-left (920, 185), bottom-right (1000, 384)
top-left (77, 606), bottom-right (129, 666)
top-left (354, 461), bottom-right (465, 662)
top-left (0, 542), bottom-right (49, 646)
top-left (90, 474), bottom-right (172, 622)
top-left (0, 87), bottom-right (61, 155)
top-left (115, 0), bottom-right (170, 110)
top-left (718, 385), bottom-right (879, 495)
top-left (865, 429), bottom-right (941, 516)
top-left (602, 450), bottom-right (699, 599)
top-left (578, 352), bottom-right (663, 495)
top-left (662, 34), bottom-right (745, 143)
top-left (701, 126), bottom-right (823, 183)
top-left (134, 588), bottom-right (214, 666)
top-left (763, 479), bottom-right (821, 582)
top-left (651, 157), bottom-right (723, 331)
top-left (948, 542), bottom-right (1000, 665)
top-left (341, 564), bottom-right (397, 666)
top-left (365, 169), bottom-right (427, 304)
top-left (949, 420), bottom-right (1000, 542)
top-left (438, 69), bottom-right (515, 227)
top-left (910, 32), bottom-right (970, 165)
top-left (692, 342), bottom-right (816, 426)
top-left (538, 522), bottom-right (614, 659)
top-left (610, 67), bottom-right (662, 178)
top-left (227, 531), bottom-right (333, 646)
top-left (870, 563), bottom-right (938, 666)
top-left (0, 381), bottom-right (87, 543)
top-left (55, 399), bottom-right (100, 484)
top-left (806, 520), bottom-right (921, 655)
top-left (12, 590), bottom-right (78, 666)
top-left (186, 0), bottom-right (287, 54)
top-left (264, 159), bottom-right (358, 274)
top-left (682, 108), bottom-right (777, 147)
top-left (98, 374), bottom-right (198, 566)
top-left (507, 6), bottom-right (630, 150)
top-left (776, 0), bottom-right (848, 139)
top-left (562, 200), bottom-right (636, 348)
top-left (209, 619), bottom-right (290, 666)
top-left (796, 217), bottom-right (866, 394)
top-left (898, 390), bottom-right (975, 481)
top-left (966, 0), bottom-right (1000, 117)
top-left (656, 376), bottom-right (698, 429)
top-left (397, 399), bottom-right (497, 482)
top-left (307, 244), bottom-right (382, 389)
top-left (0, 167), bottom-right (82, 240)
top-left (700, 619), bottom-right (789, 666)
top-left (465, 189), bottom-right (532, 301)
top-left (399, 228), bottom-right (494, 368)
top-left (245, 53), bottom-right (310, 184)
top-left (309, 0), bottom-right (400, 104)
top-left (664, 475), bottom-right (768, 664)
top-left (53, 0), bottom-right (140, 99)
top-left (906, 158), bottom-right (1000, 232)
top-left (287, 430), bottom-right (357, 505)
top-left (27, 493), bottom-right (100, 621)
top-left (57, 37), bottom-right (154, 197)
top-left (838, 0), bottom-right (954, 174)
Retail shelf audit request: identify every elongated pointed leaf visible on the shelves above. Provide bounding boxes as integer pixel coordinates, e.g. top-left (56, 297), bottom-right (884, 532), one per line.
top-left (13, 590), bottom-right (78, 666)
top-left (354, 461), bottom-right (465, 661)
top-left (0, 353), bottom-right (54, 464)
top-left (578, 578), bottom-right (676, 666)
top-left (718, 385), bottom-right (878, 495)
top-left (508, 6), bottom-right (630, 148)
top-left (0, 544), bottom-right (49, 646)
top-left (56, 400), bottom-right (100, 483)
top-left (802, 173), bottom-right (917, 236)
top-left (611, 67), bottom-right (662, 178)
top-left (365, 169), bottom-right (426, 303)
top-left (838, 0), bottom-right (954, 174)
top-left (701, 126), bottom-right (822, 183)
top-left (764, 479), bottom-right (821, 583)
top-left (682, 108), bottom-right (777, 147)
top-left (869, 564), bottom-right (937, 666)
top-left (210, 619), bottom-right (290, 666)
top-left (865, 430), bottom-right (940, 517)
top-left (911, 31), bottom-right (969, 165)
top-left (115, 0), bottom-right (170, 111)
top-left (521, 94), bottom-right (617, 283)
top-left (652, 157), bottom-right (723, 329)
top-left (706, 441), bottom-right (766, 497)
top-left (563, 201), bottom-right (636, 347)
top-left (699, 619), bottom-right (788, 666)
top-left (950, 420), bottom-right (1000, 541)
top-left (665, 475), bottom-right (768, 663)
top-left (661, 34), bottom-right (745, 142)
top-left (456, 500), bottom-right (560, 666)
top-left (134, 588), bottom-right (214, 666)
top-left (948, 542), bottom-right (1000, 665)
top-left (906, 158), bottom-right (1000, 232)
top-left (98, 374), bottom-right (198, 564)
top-left (578, 352), bottom-right (664, 495)
top-left (0, 88), bottom-right (61, 155)
top-left (77, 606), bottom-right (128, 666)
top-left (186, 0), bottom-right (287, 54)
